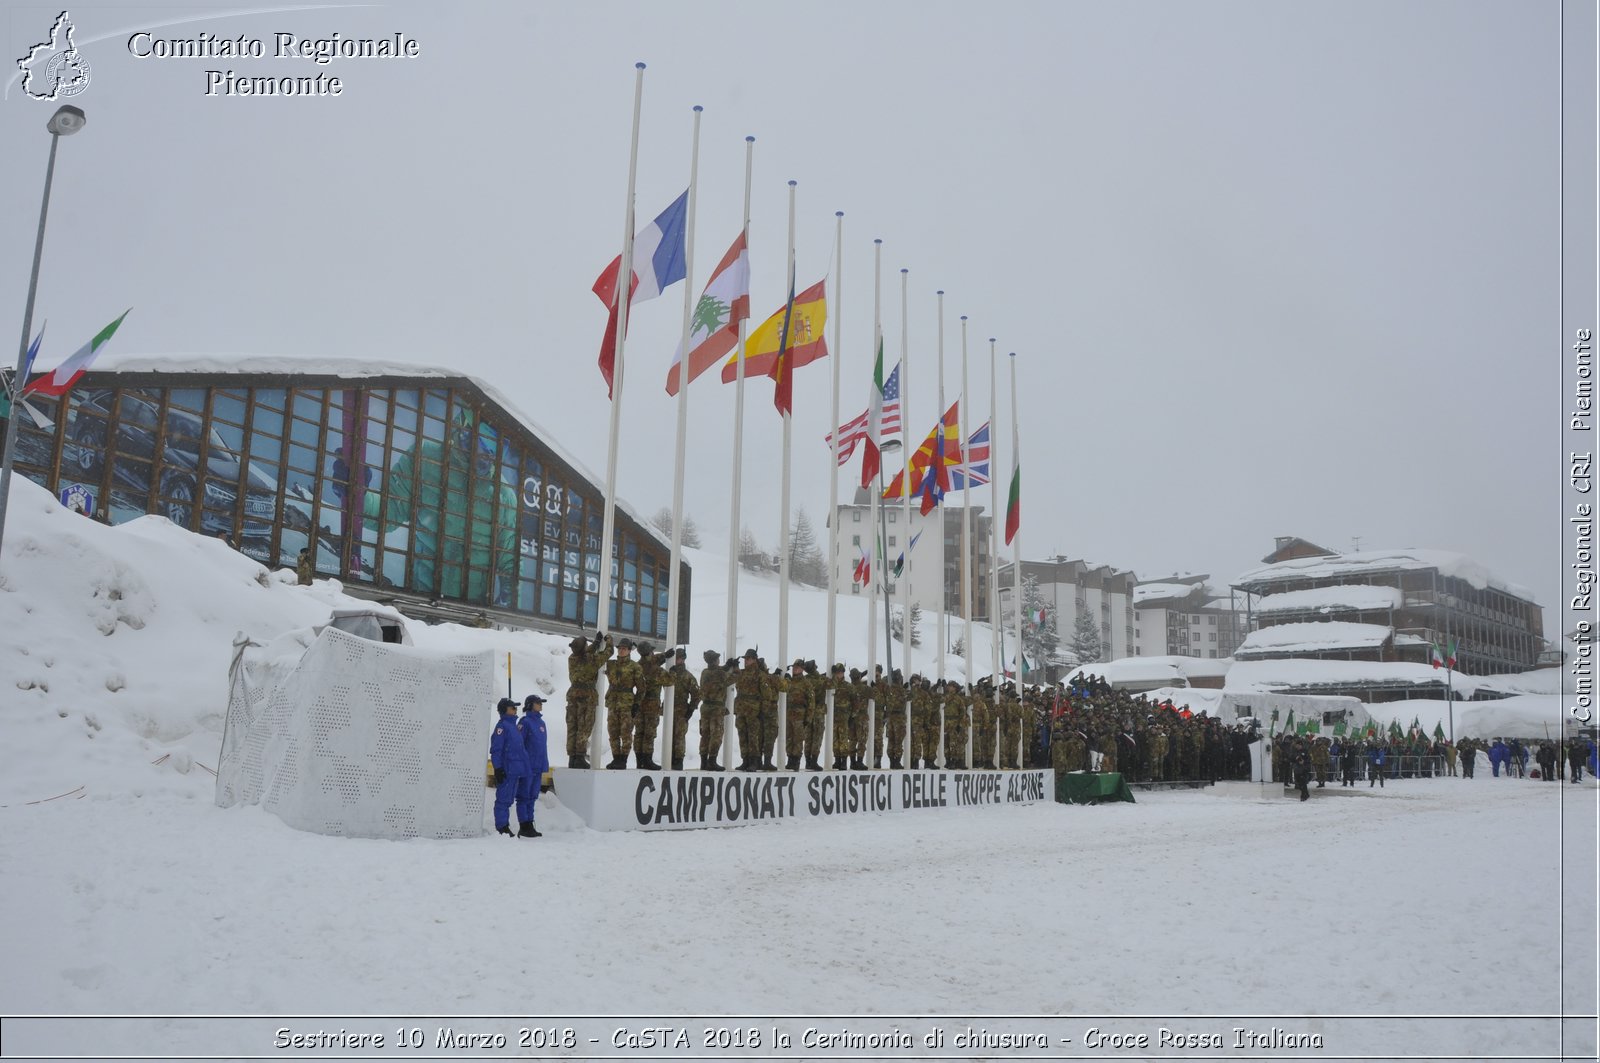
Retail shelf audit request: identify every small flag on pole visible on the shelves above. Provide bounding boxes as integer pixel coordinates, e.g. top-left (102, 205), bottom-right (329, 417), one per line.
top-left (665, 230), bottom-right (749, 395)
top-left (1004, 462), bottom-right (1020, 545)
top-left (593, 190), bottom-right (689, 397)
top-left (23, 312), bottom-right (129, 399)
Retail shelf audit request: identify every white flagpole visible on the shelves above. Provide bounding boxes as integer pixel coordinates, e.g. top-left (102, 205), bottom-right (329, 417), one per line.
top-left (662, 104), bottom-right (702, 770)
top-left (899, 267), bottom-right (913, 766)
top-left (591, 60), bottom-right (645, 771)
top-left (958, 314), bottom-right (973, 769)
top-left (724, 135), bottom-right (755, 772)
top-left (1009, 350), bottom-right (1024, 766)
top-left (988, 336), bottom-right (1001, 690)
top-left (824, 210), bottom-right (843, 770)
top-left (934, 290), bottom-right (947, 685)
top-left (866, 240), bottom-right (882, 697)
top-left (775, 179), bottom-right (797, 768)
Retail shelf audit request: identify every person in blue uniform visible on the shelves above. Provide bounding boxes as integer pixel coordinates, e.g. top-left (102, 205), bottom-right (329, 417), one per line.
top-left (518, 694), bottom-right (550, 837)
top-left (490, 697), bottom-right (532, 836)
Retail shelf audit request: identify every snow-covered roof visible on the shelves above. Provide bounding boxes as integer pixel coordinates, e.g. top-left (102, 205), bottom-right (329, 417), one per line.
top-left (1234, 548), bottom-right (1535, 602)
top-left (1234, 621), bottom-right (1393, 658)
top-left (1255, 585), bottom-right (1403, 615)
top-left (1226, 658), bottom-right (1483, 695)
top-left (1366, 695), bottom-right (1579, 741)
top-left (1471, 668), bottom-right (1566, 697)
top-left (1134, 582), bottom-right (1198, 606)
top-left (1065, 655), bottom-right (1232, 688)
top-left (89, 354), bottom-right (671, 551)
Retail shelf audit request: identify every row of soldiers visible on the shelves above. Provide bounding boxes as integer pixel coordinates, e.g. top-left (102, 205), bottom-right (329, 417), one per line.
top-left (561, 631), bottom-right (1038, 772)
top-left (1045, 679), bottom-right (1258, 783)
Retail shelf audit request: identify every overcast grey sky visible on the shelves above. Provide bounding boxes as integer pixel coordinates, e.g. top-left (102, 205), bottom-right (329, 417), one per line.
top-left (1, 1), bottom-right (1563, 629)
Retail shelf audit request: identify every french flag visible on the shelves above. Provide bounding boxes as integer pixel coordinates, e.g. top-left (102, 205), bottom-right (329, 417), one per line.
top-left (593, 190), bottom-right (689, 397)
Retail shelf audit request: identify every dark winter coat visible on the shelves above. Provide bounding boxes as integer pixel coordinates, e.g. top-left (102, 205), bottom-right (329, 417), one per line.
top-left (520, 711), bottom-right (550, 776)
top-left (491, 713), bottom-right (532, 776)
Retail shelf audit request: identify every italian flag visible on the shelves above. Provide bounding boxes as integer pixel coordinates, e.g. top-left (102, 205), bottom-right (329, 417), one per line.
top-left (860, 331), bottom-right (886, 489)
top-left (1004, 462), bottom-right (1020, 545)
top-left (23, 311), bottom-right (130, 398)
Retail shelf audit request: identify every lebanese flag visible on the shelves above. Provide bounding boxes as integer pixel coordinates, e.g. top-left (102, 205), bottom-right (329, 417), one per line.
top-left (1004, 461), bottom-right (1020, 545)
top-left (593, 190), bottom-right (689, 398)
top-left (23, 311), bottom-right (130, 398)
top-left (666, 231), bottom-right (749, 395)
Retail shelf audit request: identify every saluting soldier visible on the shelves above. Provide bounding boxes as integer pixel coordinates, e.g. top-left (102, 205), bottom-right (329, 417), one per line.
top-left (698, 650), bottom-right (730, 772)
top-left (943, 682), bottom-right (971, 770)
top-left (784, 659), bottom-right (811, 771)
top-left (884, 669), bottom-right (908, 769)
top-left (732, 649), bottom-right (764, 771)
top-left (830, 665), bottom-right (856, 770)
top-left (564, 631), bottom-right (612, 769)
top-left (802, 660), bottom-right (827, 771)
top-left (603, 638), bottom-right (642, 770)
top-left (631, 645), bottom-right (666, 771)
top-left (665, 647), bottom-right (700, 771)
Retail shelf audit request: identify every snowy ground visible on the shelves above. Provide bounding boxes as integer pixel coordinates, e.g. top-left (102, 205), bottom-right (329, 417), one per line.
top-left (1, 480), bottom-right (1596, 1060)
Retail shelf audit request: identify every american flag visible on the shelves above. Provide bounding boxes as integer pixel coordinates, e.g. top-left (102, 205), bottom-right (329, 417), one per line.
top-left (947, 421), bottom-right (991, 490)
top-left (824, 362), bottom-right (902, 463)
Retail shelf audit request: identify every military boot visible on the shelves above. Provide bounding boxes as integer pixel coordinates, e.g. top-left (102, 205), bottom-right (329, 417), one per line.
top-left (574, 755), bottom-right (591, 770)
top-left (518, 821), bottom-right (541, 837)
top-left (496, 824), bottom-right (514, 837)
top-left (786, 754), bottom-right (801, 771)
top-left (671, 758), bottom-right (684, 771)
top-left (637, 751), bottom-right (661, 771)
top-left (762, 754), bottom-right (776, 771)
top-left (889, 756), bottom-right (903, 770)
top-left (606, 755), bottom-right (628, 770)
top-left (705, 757), bottom-right (722, 772)
top-left (808, 756), bottom-right (823, 771)
top-left (568, 754), bottom-right (583, 769)
top-left (833, 756), bottom-right (846, 770)
top-left (851, 757), bottom-right (868, 771)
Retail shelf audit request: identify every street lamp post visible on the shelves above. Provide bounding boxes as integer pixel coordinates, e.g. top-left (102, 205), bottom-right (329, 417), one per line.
top-left (0, 104), bottom-right (86, 563)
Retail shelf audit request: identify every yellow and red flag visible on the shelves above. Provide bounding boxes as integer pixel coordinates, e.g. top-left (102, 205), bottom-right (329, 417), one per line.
top-left (882, 401), bottom-right (962, 500)
top-left (720, 278), bottom-right (828, 388)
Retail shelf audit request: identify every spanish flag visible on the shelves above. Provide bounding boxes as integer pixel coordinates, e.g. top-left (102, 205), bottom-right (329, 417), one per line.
top-left (720, 279), bottom-right (828, 385)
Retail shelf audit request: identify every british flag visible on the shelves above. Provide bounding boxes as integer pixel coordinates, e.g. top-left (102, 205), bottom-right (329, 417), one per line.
top-left (947, 421), bottom-right (990, 490)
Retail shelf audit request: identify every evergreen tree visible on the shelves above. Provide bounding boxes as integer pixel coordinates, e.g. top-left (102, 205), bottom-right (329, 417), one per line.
top-left (789, 506), bottom-right (826, 586)
top-left (650, 507), bottom-right (704, 549)
top-left (738, 526), bottom-right (767, 571)
top-left (891, 603), bottom-right (923, 647)
top-left (1019, 575), bottom-right (1059, 671)
top-left (1070, 603), bottom-right (1103, 666)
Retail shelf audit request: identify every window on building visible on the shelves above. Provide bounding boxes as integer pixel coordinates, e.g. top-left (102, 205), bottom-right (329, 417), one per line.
top-left (1207, 650), bottom-right (1216, 658)
top-left (851, 534), bottom-right (860, 547)
top-left (1207, 615), bottom-right (1216, 625)
top-left (852, 510), bottom-right (861, 522)
top-left (1209, 632), bottom-right (1217, 642)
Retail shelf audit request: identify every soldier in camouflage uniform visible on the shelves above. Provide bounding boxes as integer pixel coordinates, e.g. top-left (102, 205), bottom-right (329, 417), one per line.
top-left (908, 677), bottom-right (933, 769)
top-left (631, 644), bottom-right (666, 771)
top-left (564, 631), bottom-right (611, 769)
top-left (1311, 736), bottom-right (1331, 788)
top-left (884, 669), bottom-right (907, 769)
top-left (698, 650), bottom-right (730, 772)
top-left (999, 686), bottom-right (1024, 769)
top-left (783, 660), bottom-right (811, 771)
top-left (1150, 726), bottom-right (1169, 781)
top-left (733, 649), bottom-right (764, 771)
top-left (870, 666), bottom-right (892, 768)
top-left (603, 638), bottom-right (642, 770)
top-left (665, 648), bottom-right (700, 771)
top-left (943, 682), bottom-right (971, 769)
top-left (830, 665), bottom-right (855, 770)
top-left (802, 660), bottom-right (827, 771)
top-left (973, 682), bottom-right (997, 769)
top-left (761, 663), bottom-right (783, 770)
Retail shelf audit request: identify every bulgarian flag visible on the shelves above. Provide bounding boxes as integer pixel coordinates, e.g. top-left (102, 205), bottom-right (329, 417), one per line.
top-left (665, 230), bottom-right (749, 395)
top-left (24, 311), bottom-right (130, 398)
top-left (1004, 461), bottom-right (1020, 545)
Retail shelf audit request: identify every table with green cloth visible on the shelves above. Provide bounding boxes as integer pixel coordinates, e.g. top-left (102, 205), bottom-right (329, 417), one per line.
top-left (1055, 771), bottom-right (1136, 805)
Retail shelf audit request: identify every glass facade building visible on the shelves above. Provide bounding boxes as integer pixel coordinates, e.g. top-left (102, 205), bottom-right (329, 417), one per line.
top-left (11, 364), bottom-right (688, 640)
